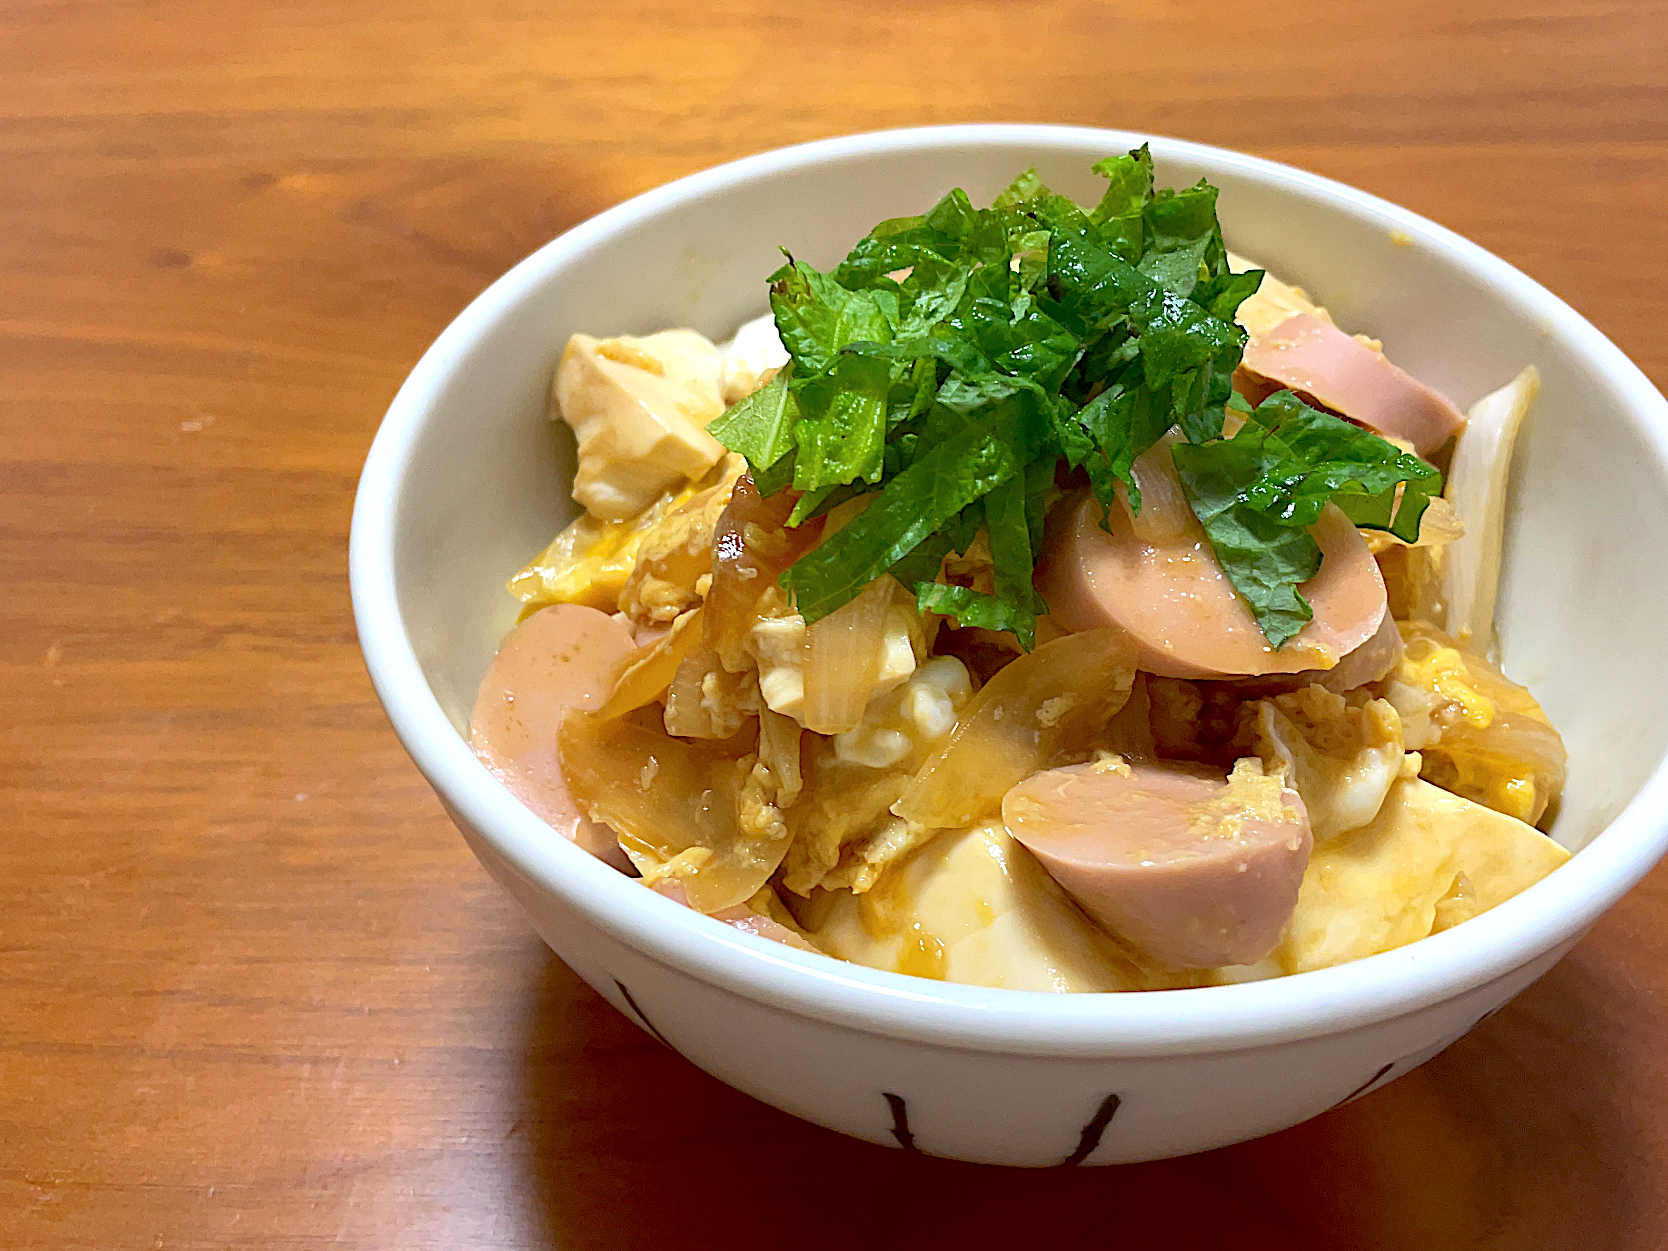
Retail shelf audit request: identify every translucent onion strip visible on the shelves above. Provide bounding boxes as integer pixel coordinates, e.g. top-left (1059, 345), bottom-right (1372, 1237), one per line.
top-left (704, 473), bottom-right (824, 669)
top-left (595, 607), bottom-right (704, 719)
top-left (558, 712), bottom-right (783, 913)
top-left (1442, 366), bottom-right (1538, 655)
top-left (801, 574), bottom-right (895, 736)
top-left (1126, 434), bottom-right (1194, 545)
top-left (894, 627), bottom-right (1139, 829)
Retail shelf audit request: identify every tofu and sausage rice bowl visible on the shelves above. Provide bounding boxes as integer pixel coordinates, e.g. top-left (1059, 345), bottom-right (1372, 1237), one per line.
top-left (468, 150), bottom-right (1569, 992)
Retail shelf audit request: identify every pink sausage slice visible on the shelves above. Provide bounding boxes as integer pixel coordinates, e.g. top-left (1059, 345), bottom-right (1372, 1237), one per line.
top-left (652, 879), bottom-right (819, 952)
top-left (1035, 485), bottom-right (1387, 679)
top-left (1228, 608), bottom-right (1406, 698)
top-left (1240, 313), bottom-right (1465, 455)
top-left (470, 604), bottom-right (635, 869)
top-left (1003, 762), bottom-right (1312, 968)
top-left (712, 906), bottom-right (821, 953)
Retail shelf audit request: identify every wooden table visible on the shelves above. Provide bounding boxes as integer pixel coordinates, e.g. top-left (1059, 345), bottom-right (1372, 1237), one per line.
top-left (5, 1), bottom-right (1666, 1245)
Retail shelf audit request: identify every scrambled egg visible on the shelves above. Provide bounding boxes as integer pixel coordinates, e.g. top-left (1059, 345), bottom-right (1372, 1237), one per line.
top-left (508, 457), bottom-right (741, 623)
top-left (778, 656), bottom-right (977, 895)
top-left (507, 482), bottom-right (699, 615)
top-left (778, 656), bottom-right (974, 896)
top-left (1278, 776), bottom-right (1568, 973)
top-left (1378, 621), bottom-right (1566, 825)
top-left (832, 655), bottom-right (972, 769)
top-left (781, 759), bottom-right (912, 896)
top-left (812, 823), bottom-right (1198, 991)
top-left (1241, 685), bottom-right (1405, 843)
top-left (618, 456), bottom-right (743, 624)
top-left (662, 646), bottom-right (759, 740)
top-left (1190, 755), bottom-right (1302, 841)
top-left (743, 583), bottom-right (929, 727)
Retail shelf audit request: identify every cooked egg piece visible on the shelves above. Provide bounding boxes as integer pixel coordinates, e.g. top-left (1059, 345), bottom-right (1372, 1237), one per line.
top-left (617, 455), bottom-right (742, 625)
top-left (507, 482), bottom-right (695, 614)
top-left (777, 656), bottom-right (974, 896)
top-left (745, 584), bottom-right (930, 730)
top-left (1378, 620), bottom-right (1567, 825)
top-left (1242, 686), bottom-right (1405, 843)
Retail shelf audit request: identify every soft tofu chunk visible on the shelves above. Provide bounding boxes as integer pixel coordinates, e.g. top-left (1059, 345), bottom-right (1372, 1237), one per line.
top-left (748, 608), bottom-right (810, 721)
top-left (554, 329), bottom-right (727, 520)
top-left (1279, 776), bottom-right (1569, 973)
top-left (812, 823), bottom-right (1195, 992)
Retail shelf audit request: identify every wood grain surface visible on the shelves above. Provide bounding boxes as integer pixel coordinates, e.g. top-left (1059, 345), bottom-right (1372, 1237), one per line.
top-left (4, 1), bottom-right (1667, 1246)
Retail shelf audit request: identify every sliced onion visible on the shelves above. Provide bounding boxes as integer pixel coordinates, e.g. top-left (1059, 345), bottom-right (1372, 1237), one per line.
top-left (595, 606), bottom-right (704, 719)
top-left (558, 711), bottom-right (782, 913)
top-left (801, 574), bottom-right (895, 736)
top-left (704, 473), bottom-right (823, 668)
top-left (663, 641), bottom-right (755, 740)
top-left (1126, 434), bottom-right (1194, 545)
top-left (1376, 544), bottom-right (1447, 626)
top-left (1442, 366), bottom-right (1538, 654)
top-left (757, 707), bottom-right (804, 806)
top-left (894, 627), bottom-right (1138, 829)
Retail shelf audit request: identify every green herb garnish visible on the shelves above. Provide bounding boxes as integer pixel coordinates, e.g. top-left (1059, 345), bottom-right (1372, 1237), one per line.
top-left (709, 150), bottom-right (1440, 649)
top-left (1172, 390), bottom-right (1441, 648)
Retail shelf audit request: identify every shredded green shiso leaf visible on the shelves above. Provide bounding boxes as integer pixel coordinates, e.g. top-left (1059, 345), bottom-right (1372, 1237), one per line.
top-left (707, 148), bottom-right (1440, 650)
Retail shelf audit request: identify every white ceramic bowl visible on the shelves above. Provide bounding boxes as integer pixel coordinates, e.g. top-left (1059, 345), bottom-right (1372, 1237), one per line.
top-left (350, 124), bottom-right (1668, 1165)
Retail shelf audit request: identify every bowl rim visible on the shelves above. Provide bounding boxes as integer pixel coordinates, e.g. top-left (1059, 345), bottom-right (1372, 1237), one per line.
top-left (350, 122), bottom-right (1668, 1058)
